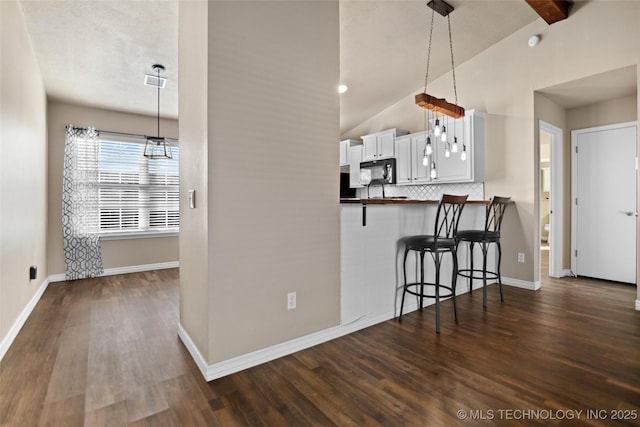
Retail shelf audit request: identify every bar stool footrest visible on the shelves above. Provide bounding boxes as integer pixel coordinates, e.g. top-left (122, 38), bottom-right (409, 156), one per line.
top-left (403, 282), bottom-right (455, 299)
top-left (457, 268), bottom-right (499, 282)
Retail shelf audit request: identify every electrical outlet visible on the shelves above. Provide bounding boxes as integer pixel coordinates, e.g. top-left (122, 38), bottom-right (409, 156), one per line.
top-left (287, 292), bottom-right (296, 310)
top-left (517, 252), bottom-right (525, 263)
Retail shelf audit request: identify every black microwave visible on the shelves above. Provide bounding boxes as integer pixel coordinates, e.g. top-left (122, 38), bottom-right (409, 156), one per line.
top-left (359, 158), bottom-right (396, 185)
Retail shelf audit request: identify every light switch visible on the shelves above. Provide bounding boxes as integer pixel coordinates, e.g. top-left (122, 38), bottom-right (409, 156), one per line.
top-left (189, 190), bottom-right (196, 209)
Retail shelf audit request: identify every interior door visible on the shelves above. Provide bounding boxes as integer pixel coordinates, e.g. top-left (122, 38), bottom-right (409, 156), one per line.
top-left (573, 122), bottom-right (637, 284)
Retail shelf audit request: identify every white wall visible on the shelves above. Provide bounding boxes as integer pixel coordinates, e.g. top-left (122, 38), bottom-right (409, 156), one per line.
top-left (0, 0), bottom-right (48, 354)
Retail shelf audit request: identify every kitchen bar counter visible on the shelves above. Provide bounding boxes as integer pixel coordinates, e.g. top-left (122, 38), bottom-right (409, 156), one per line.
top-left (340, 198), bottom-right (490, 205)
top-left (340, 200), bottom-right (494, 328)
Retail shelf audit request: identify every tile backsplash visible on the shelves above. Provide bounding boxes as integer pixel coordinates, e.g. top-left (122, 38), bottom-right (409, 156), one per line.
top-left (357, 182), bottom-right (484, 200)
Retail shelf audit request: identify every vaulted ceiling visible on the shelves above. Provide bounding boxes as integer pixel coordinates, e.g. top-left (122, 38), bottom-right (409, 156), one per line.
top-left (18, 0), bottom-right (635, 136)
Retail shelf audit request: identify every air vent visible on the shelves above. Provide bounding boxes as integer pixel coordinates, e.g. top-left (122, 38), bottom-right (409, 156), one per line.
top-left (144, 74), bottom-right (167, 88)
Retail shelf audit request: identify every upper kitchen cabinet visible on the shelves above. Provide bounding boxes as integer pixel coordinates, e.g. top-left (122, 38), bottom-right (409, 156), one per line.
top-left (361, 128), bottom-right (409, 162)
top-left (348, 145), bottom-right (364, 188)
top-left (433, 109), bottom-right (484, 183)
top-left (395, 132), bottom-right (432, 185)
top-left (340, 139), bottom-right (361, 166)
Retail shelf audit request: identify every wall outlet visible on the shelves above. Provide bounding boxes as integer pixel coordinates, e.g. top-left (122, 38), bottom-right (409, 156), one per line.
top-left (517, 252), bottom-right (525, 263)
top-left (29, 265), bottom-right (37, 280)
top-left (287, 292), bottom-right (296, 310)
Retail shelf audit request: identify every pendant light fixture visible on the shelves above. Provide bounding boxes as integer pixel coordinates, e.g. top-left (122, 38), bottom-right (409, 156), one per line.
top-left (415, 0), bottom-right (464, 119)
top-left (416, 0), bottom-right (467, 179)
top-left (144, 64), bottom-right (173, 159)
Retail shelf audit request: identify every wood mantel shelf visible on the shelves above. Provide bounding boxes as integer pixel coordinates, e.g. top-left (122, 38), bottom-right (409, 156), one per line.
top-left (415, 93), bottom-right (465, 119)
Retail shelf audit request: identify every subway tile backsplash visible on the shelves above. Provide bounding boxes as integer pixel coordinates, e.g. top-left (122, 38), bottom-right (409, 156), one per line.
top-left (357, 182), bottom-right (484, 200)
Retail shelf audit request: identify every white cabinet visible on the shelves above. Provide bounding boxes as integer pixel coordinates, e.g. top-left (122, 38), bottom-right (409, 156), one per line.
top-left (361, 128), bottom-right (409, 162)
top-left (395, 132), bottom-right (432, 185)
top-left (348, 145), bottom-right (364, 188)
top-left (340, 139), bottom-right (361, 166)
top-left (432, 109), bottom-right (484, 183)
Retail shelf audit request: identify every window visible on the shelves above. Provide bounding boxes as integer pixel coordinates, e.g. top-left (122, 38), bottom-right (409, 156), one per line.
top-left (97, 134), bottom-right (179, 237)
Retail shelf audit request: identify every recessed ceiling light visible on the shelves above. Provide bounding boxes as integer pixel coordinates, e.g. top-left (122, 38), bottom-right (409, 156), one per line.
top-left (338, 84), bottom-right (348, 94)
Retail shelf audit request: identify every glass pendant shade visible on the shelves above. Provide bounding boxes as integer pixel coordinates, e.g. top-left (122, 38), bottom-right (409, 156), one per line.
top-left (460, 145), bottom-right (467, 161)
top-left (144, 137), bottom-right (173, 159)
top-left (433, 119), bottom-right (441, 136)
top-left (430, 162), bottom-right (437, 179)
top-left (441, 126), bottom-right (447, 142)
top-left (425, 137), bottom-right (432, 155)
top-left (452, 136), bottom-right (459, 153)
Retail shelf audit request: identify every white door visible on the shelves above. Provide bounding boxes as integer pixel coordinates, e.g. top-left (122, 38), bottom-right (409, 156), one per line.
top-left (572, 122), bottom-right (637, 284)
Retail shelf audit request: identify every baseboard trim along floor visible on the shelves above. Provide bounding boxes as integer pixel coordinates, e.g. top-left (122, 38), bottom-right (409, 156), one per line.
top-left (0, 261), bottom-right (179, 363)
top-left (0, 276), bottom-right (51, 362)
top-left (179, 282), bottom-right (534, 382)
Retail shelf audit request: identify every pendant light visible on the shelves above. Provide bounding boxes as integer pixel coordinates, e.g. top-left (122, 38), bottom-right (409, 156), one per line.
top-left (415, 0), bottom-right (465, 119)
top-left (144, 64), bottom-right (173, 159)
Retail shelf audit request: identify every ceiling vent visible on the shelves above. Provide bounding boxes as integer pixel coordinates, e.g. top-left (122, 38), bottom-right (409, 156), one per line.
top-left (144, 74), bottom-right (167, 88)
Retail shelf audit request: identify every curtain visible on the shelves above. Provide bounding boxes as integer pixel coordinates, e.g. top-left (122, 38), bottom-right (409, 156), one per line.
top-left (62, 125), bottom-right (104, 280)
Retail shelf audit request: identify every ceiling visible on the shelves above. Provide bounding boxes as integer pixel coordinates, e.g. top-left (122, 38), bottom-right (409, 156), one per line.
top-left (18, 1), bottom-right (637, 135)
top-left (537, 65), bottom-right (638, 109)
top-left (19, 0), bottom-right (179, 119)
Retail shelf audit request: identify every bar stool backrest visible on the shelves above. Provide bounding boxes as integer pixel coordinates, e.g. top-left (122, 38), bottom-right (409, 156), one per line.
top-left (485, 196), bottom-right (512, 232)
top-left (434, 194), bottom-right (469, 241)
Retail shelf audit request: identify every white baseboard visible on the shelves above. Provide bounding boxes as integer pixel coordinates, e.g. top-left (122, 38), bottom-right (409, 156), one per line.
top-left (502, 276), bottom-right (541, 291)
top-left (49, 261), bottom-right (179, 282)
top-left (179, 306), bottom-right (407, 382)
top-left (179, 322), bottom-right (340, 381)
top-left (635, 299), bottom-right (640, 311)
top-left (0, 277), bottom-right (51, 362)
top-left (2, 261), bottom-right (179, 362)
top-left (179, 296), bottom-right (451, 382)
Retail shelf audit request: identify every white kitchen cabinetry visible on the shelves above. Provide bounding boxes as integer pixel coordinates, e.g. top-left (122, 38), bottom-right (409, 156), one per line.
top-left (361, 128), bottom-right (409, 162)
top-left (349, 145), bottom-right (364, 188)
top-left (340, 139), bottom-right (361, 166)
top-left (395, 132), bottom-right (432, 185)
top-left (433, 109), bottom-right (484, 183)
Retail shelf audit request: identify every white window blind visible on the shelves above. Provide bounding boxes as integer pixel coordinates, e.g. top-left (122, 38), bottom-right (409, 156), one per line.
top-left (97, 134), bottom-right (179, 236)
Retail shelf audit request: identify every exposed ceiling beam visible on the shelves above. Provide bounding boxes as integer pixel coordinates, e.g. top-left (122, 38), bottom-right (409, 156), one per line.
top-left (524, 0), bottom-right (570, 25)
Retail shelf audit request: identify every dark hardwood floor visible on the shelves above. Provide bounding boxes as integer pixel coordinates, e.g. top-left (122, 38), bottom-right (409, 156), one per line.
top-left (1, 255), bottom-right (639, 426)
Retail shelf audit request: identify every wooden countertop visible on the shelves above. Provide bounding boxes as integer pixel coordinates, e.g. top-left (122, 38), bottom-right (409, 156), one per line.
top-left (340, 198), bottom-right (490, 205)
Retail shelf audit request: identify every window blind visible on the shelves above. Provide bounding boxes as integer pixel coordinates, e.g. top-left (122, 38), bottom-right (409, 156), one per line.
top-left (97, 135), bottom-right (179, 235)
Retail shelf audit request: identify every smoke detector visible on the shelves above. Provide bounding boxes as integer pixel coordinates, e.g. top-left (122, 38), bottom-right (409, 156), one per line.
top-left (528, 35), bottom-right (541, 47)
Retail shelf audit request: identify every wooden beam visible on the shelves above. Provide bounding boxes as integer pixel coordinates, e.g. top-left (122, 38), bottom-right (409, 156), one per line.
top-left (524, 0), bottom-right (570, 25)
top-left (415, 93), bottom-right (465, 119)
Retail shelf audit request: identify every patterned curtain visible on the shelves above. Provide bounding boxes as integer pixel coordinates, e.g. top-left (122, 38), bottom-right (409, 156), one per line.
top-left (62, 125), bottom-right (104, 280)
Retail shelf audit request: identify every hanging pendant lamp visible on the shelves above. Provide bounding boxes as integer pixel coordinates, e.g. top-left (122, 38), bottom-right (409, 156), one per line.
top-left (415, 0), bottom-right (465, 119)
top-left (144, 64), bottom-right (173, 159)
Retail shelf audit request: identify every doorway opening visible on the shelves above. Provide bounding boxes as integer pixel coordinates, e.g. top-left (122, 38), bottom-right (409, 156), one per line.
top-left (539, 121), bottom-right (563, 278)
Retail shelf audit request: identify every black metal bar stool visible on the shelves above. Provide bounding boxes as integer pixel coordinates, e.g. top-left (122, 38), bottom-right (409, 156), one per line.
top-left (455, 196), bottom-right (511, 308)
top-left (398, 194), bottom-right (468, 333)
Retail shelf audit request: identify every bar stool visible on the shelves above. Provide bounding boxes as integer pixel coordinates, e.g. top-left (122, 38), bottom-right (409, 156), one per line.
top-left (398, 194), bottom-right (468, 333)
top-left (455, 196), bottom-right (511, 308)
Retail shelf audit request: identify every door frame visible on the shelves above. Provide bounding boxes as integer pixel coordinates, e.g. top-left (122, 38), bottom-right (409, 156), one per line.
top-left (571, 121), bottom-right (638, 278)
top-left (539, 121), bottom-right (564, 278)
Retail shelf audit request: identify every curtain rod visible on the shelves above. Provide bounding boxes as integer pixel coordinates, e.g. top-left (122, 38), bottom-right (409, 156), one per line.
top-left (65, 125), bottom-right (178, 142)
